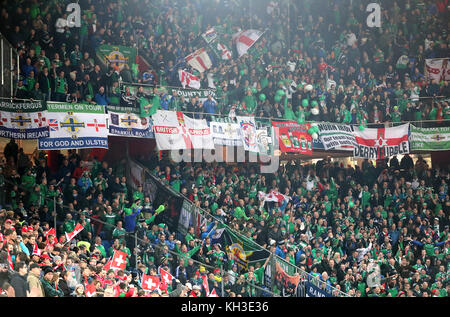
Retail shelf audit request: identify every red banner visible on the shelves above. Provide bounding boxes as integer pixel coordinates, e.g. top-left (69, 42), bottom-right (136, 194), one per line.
top-left (272, 121), bottom-right (312, 155)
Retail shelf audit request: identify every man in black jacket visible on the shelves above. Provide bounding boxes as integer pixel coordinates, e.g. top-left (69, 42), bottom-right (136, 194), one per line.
top-left (10, 262), bottom-right (29, 297)
top-left (57, 271), bottom-right (72, 297)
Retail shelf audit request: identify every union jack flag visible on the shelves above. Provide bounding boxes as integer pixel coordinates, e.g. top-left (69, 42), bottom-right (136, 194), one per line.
top-left (49, 119), bottom-right (59, 131)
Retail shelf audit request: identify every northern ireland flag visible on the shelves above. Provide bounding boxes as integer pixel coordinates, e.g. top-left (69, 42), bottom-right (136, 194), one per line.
top-left (185, 48), bottom-right (212, 73)
top-left (110, 250), bottom-right (128, 271)
top-left (159, 268), bottom-right (174, 291)
top-left (234, 29), bottom-right (264, 57)
top-left (65, 223), bottom-right (84, 243)
top-left (425, 59), bottom-right (450, 82)
top-left (202, 28), bottom-right (218, 44)
top-left (217, 43), bottom-right (232, 60)
top-left (258, 190), bottom-right (290, 204)
top-left (178, 69), bottom-right (201, 89)
top-left (141, 274), bottom-right (160, 291)
top-left (353, 124), bottom-right (410, 160)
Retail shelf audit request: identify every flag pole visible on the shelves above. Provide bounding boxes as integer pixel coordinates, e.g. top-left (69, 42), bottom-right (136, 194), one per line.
top-left (53, 195), bottom-right (57, 239)
top-left (220, 264), bottom-right (224, 297)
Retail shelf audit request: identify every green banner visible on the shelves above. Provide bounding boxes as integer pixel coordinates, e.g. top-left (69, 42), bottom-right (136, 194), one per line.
top-left (46, 102), bottom-right (105, 114)
top-left (106, 104), bottom-right (140, 115)
top-left (224, 227), bottom-right (262, 254)
top-left (97, 45), bottom-right (137, 71)
top-left (410, 125), bottom-right (450, 151)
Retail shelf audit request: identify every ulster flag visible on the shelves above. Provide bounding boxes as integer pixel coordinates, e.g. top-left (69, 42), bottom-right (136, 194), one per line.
top-left (178, 69), bottom-right (201, 89)
top-left (234, 29), bottom-right (264, 57)
top-left (353, 124), bottom-right (410, 160)
top-left (185, 48), bottom-right (212, 73)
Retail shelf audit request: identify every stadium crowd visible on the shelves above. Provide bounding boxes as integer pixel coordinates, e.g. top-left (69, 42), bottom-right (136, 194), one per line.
top-left (0, 0), bottom-right (449, 298)
top-left (0, 138), bottom-right (449, 297)
top-left (1, 0), bottom-right (449, 123)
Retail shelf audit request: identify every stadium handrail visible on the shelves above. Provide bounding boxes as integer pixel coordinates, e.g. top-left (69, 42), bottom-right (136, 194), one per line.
top-left (1, 96), bottom-right (449, 129)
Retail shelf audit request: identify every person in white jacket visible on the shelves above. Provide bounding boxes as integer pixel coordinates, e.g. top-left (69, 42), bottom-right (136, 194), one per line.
top-left (356, 239), bottom-right (373, 263)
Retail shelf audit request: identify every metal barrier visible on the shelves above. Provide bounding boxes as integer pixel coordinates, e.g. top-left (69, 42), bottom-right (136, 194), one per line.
top-left (0, 32), bottom-right (18, 98)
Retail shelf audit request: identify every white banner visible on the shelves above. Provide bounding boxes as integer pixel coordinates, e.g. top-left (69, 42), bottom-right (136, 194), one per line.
top-left (210, 120), bottom-right (243, 146)
top-left (152, 110), bottom-right (214, 150)
top-left (129, 160), bottom-right (144, 191)
top-left (38, 103), bottom-right (108, 150)
top-left (256, 128), bottom-right (272, 155)
top-left (0, 111), bottom-right (49, 139)
top-left (236, 116), bottom-right (258, 152)
top-left (108, 111), bottom-right (154, 138)
top-left (317, 123), bottom-right (357, 150)
top-left (425, 58), bottom-right (450, 82)
top-left (353, 124), bottom-right (409, 160)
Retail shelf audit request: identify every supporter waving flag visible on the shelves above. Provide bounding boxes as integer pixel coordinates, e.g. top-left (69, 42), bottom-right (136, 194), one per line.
top-left (110, 250), bottom-right (128, 271)
top-left (234, 29), bottom-right (264, 57)
top-left (185, 48), bottom-right (212, 73)
top-left (178, 69), bottom-right (201, 89)
top-left (65, 223), bottom-right (84, 243)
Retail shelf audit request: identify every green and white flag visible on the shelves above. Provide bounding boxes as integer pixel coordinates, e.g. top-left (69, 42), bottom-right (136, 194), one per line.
top-left (97, 45), bottom-right (137, 71)
top-left (410, 125), bottom-right (450, 151)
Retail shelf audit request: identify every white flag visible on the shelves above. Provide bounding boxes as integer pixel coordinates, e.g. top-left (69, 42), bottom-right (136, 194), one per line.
top-left (234, 29), bottom-right (264, 57)
top-left (185, 48), bottom-right (212, 73)
top-left (178, 69), bottom-right (201, 89)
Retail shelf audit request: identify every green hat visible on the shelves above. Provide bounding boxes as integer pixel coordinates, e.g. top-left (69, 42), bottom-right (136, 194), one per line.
top-left (158, 223), bottom-right (166, 228)
top-left (124, 208), bottom-right (133, 216)
top-left (211, 202), bottom-right (218, 213)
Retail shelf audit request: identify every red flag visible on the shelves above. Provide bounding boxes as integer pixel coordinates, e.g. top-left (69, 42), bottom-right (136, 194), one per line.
top-left (65, 223), bottom-right (84, 242)
top-left (5, 240), bottom-right (14, 271)
top-left (103, 257), bottom-right (112, 271)
top-left (112, 283), bottom-right (121, 297)
top-left (141, 274), bottom-right (160, 291)
top-left (159, 268), bottom-right (174, 291)
top-left (110, 251), bottom-right (127, 271)
top-left (178, 69), bottom-right (201, 89)
top-left (208, 289), bottom-right (219, 297)
top-left (0, 233), bottom-right (4, 243)
top-left (44, 228), bottom-right (56, 238)
top-left (85, 282), bottom-right (97, 297)
top-left (202, 275), bottom-right (209, 295)
top-left (44, 228), bottom-right (58, 244)
top-left (32, 243), bottom-right (41, 256)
